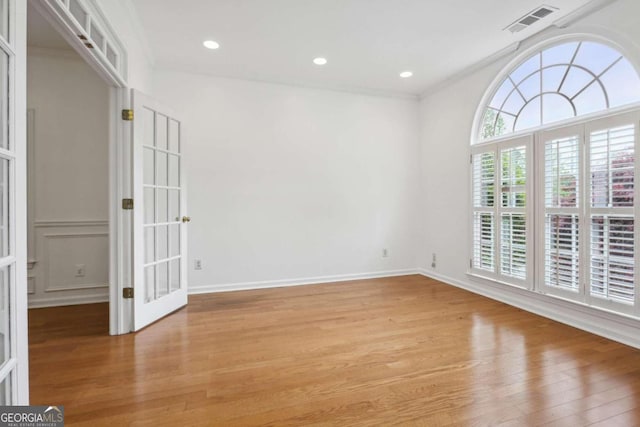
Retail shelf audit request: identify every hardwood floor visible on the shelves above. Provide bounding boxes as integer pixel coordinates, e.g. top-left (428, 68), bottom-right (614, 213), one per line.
top-left (29, 275), bottom-right (640, 426)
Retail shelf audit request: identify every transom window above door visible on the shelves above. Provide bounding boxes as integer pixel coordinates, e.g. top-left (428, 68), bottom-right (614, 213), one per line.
top-left (480, 41), bottom-right (640, 140)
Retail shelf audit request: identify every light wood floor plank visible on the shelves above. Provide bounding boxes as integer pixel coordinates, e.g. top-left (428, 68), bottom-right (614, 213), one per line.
top-left (29, 275), bottom-right (640, 425)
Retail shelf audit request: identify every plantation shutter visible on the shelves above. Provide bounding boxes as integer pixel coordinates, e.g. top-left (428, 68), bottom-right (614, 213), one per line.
top-left (500, 146), bottom-right (527, 280)
top-left (472, 151), bottom-right (495, 272)
top-left (543, 134), bottom-right (581, 292)
top-left (471, 137), bottom-right (530, 287)
top-left (589, 124), bottom-right (635, 304)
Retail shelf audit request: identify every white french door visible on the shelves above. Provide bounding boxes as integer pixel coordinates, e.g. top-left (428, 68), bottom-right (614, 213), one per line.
top-left (132, 90), bottom-right (187, 331)
top-left (0, 0), bottom-right (28, 405)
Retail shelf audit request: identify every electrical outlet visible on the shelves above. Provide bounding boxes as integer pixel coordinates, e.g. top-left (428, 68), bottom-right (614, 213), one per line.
top-left (382, 248), bottom-right (389, 258)
top-left (431, 253), bottom-right (436, 268)
top-left (194, 259), bottom-right (202, 270)
top-left (75, 264), bottom-right (86, 277)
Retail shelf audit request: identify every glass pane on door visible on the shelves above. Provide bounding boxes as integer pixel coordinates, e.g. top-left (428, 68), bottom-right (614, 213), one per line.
top-left (0, 266), bottom-right (10, 368)
top-left (0, 0), bottom-right (7, 43)
top-left (0, 374), bottom-right (10, 405)
top-left (143, 148), bottom-right (154, 185)
top-left (156, 114), bottom-right (168, 150)
top-left (169, 120), bottom-right (180, 153)
top-left (145, 266), bottom-right (155, 303)
top-left (157, 189), bottom-right (168, 223)
top-left (142, 108), bottom-right (183, 304)
top-left (156, 152), bottom-right (167, 186)
top-left (157, 262), bottom-right (169, 298)
top-left (144, 188), bottom-right (155, 224)
top-left (143, 108), bottom-right (155, 147)
top-left (157, 225), bottom-right (168, 260)
top-left (0, 51), bottom-right (8, 150)
top-left (169, 225), bottom-right (180, 257)
top-left (168, 155), bottom-right (179, 187)
top-left (144, 228), bottom-right (155, 263)
top-left (0, 157), bottom-right (9, 258)
top-left (169, 190), bottom-right (180, 222)
top-left (170, 259), bottom-right (180, 292)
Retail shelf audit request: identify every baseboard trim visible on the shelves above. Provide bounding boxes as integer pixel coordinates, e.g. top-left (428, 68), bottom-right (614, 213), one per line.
top-left (28, 293), bottom-right (109, 309)
top-left (419, 269), bottom-right (640, 349)
top-left (188, 269), bottom-right (420, 295)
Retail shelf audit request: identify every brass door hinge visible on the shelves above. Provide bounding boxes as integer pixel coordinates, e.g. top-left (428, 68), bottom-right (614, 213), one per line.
top-left (121, 109), bottom-right (134, 121)
top-left (123, 287), bottom-right (134, 299)
top-left (122, 198), bottom-right (134, 210)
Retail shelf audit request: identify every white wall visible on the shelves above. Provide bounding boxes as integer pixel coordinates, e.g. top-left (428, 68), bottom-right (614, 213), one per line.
top-left (94, 0), bottom-right (155, 93)
top-left (417, 0), bottom-right (640, 347)
top-left (153, 71), bottom-right (420, 291)
top-left (418, 0), bottom-right (640, 282)
top-left (27, 49), bottom-right (110, 307)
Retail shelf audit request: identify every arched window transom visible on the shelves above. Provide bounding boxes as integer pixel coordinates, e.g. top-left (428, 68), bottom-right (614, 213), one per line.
top-left (481, 41), bottom-right (640, 140)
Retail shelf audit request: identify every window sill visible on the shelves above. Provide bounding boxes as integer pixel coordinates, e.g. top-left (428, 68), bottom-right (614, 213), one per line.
top-left (466, 270), bottom-right (640, 325)
top-left (466, 270), bottom-right (529, 291)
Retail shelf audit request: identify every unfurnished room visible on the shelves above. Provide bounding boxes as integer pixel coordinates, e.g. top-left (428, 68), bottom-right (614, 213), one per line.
top-left (0, 0), bottom-right (639, 425)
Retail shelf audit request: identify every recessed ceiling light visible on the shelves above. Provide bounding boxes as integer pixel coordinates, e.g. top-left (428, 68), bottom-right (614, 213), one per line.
top-left (203, 40), bottom-right (220, 50)
top-left (400, 71), bottom-right (413, 78)
top-left (313, 57), bottom-right (327, 65)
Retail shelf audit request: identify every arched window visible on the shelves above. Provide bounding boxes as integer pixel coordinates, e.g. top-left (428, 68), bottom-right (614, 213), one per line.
top-left (480, 41), bottom-right (640, 140)
top-left (471, 37), bottom-right (640, 319)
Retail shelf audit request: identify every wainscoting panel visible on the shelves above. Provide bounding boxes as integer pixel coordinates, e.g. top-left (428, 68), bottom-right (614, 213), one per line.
top-left (44, 232), bottom-right (108, 292)
top-left (28, 221), bottom-right (109, 308)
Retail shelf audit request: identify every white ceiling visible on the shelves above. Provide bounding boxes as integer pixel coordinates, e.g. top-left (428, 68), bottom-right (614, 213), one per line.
top-left (27, 2), bottom-right (73, 50)
top-left (135, 0), bottom-right (599, 97)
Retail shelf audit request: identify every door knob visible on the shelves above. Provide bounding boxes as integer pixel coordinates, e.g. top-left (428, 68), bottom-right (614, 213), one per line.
top-left (181, 216), bottom-right (191, 223)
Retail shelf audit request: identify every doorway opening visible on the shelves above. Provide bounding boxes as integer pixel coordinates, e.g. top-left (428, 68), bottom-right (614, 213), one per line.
top-left (26, 3), bottom-right (110, 323)
top-left (24, 0), bottom-right (188, 351)
top-left (24, 0), bottom-right (133, 343)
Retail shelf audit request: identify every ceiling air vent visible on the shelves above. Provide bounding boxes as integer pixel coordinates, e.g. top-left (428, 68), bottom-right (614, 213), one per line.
top-left (505, 5), bottom-right (558, 33)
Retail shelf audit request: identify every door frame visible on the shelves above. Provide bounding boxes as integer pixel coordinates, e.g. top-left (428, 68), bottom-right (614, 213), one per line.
top-left (109, 86), bottom-right (132, 335)
top-left (29, 1), bottom-right (132, 335)
top-left (16, 0), bottom-right (30, 404)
